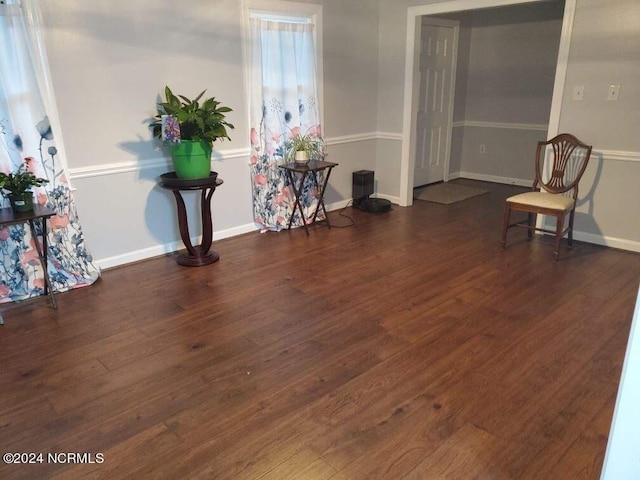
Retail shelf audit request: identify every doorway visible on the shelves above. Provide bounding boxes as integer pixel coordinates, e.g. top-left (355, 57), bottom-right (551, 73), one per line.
top-left (413, 18), bottom-right (458, 188)
top-left (399, 0), bottom-right (576, 206)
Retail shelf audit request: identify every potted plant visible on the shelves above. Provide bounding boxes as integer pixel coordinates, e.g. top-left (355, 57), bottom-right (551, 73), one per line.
top-left (151, 86), bottom-right (235, 179)
top-left (285, 131), bottom-right (325, 165)
top-left (0, 161), bottom-right (49, 213)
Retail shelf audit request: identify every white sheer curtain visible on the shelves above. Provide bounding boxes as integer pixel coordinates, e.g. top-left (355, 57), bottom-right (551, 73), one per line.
top-left (248, 17), bottom-right (323, 231)
top-left (0, 0), bottom-right (42, 170)
top-left (0, 0), bottom-right (99, 304)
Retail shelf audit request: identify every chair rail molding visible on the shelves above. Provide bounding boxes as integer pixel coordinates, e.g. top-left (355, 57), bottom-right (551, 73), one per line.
top-left (376, 131), bottom-right (404, 141)
top-left (325, 132), bottom-right (377, 146)
top-left (67, 133), bottom-right (402, 180)
top-left (596, 150), bottom-right (640, 163)
top-left (452, 120), bottom-right (548, 131)
top-left (67, 141), bottom-right (639, 182)
top-left (68, 148), bottom-right (251, 180)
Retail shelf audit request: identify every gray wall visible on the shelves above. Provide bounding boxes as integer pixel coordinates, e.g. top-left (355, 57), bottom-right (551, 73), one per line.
top-left (375, 0), bottom-right (562, 128)
top-left (449, 2), bottom-right (564, 124)
top-left (35, 0), bottom-right (640, 264)
top-left (376, 0), bottom-right (640, 251)
top-left (559, 0), bottom-right (640, 152)
top-left (437, 3), bottom-right (564, 184)
top-left (39, 0), bottom-right (380, 267)
top-left (548, 0), bottom-right (640, 248)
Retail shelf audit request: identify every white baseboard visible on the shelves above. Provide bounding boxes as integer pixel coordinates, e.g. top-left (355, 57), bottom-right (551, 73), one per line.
top-left (449, 171), bottom-right (532, 187)
top-left (571, 231), bottom-right (640, 253)
top-left (326, 199), bottom-right (353, 211)
top-left (96, 240), bottom-right (188, 270)
top-left (96, 200), bottom-right (361, 269)
top-left (538, 229), bottom-right (640, 253)
top-left (96, 222), bottom-right (258, 270)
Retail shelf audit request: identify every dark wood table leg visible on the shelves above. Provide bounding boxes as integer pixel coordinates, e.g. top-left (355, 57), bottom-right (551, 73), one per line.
top-left (199, 187), bottom-right (215, 254)
top-left (310, 167), bottom-right (334, 228)
top-left (171, 188), bottom-right (219, 267)
top-left (28, 219), bottom-right (57, 309)
top-left (286, 170), bottom-right (310, 236)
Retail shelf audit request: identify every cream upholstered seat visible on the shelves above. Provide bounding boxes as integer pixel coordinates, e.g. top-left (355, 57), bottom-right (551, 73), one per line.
top-left (505, 191), bottom-right (575, 211)
top-left (500, 133), bottom-right (592, 261)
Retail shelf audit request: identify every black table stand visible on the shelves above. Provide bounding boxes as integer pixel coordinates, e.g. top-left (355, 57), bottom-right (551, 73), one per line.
top-left (279, 160), bottom-right (338, 236)
top-left (0, 206), bottom-right (57, 325)
top-left (159, 172), bottom-right (223, 267)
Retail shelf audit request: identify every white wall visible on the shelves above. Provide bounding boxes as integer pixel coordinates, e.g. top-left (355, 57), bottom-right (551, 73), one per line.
top-left (39, 0), bottom-right (380, 267)
top-left (601, 286), bottom-right (640, 480)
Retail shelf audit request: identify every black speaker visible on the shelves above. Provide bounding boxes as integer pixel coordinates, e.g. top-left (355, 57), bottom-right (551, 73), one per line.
top-left (352, 170), bottom-right (374, 200)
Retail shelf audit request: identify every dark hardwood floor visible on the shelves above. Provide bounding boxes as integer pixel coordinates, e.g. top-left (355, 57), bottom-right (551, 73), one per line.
top-left (1, 179), bottom-right (638, 479)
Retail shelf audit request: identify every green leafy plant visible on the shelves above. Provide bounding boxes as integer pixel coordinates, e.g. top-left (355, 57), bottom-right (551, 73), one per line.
top-left (0, 162), bottom-right (49, 195)
top-left (285, 132), bottom-right (325, 162)
top-left (150, 86), bottom-right (235, 143)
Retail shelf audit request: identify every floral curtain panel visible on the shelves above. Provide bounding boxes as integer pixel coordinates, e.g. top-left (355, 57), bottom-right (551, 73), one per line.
top-left (0, 1), bottom-right (99, 303)
top-left (249, 18), bottom-right (324, 231)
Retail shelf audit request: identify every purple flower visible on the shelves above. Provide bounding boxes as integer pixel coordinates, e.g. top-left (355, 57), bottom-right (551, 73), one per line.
top-left (162, 115), bottom-right (181, 144)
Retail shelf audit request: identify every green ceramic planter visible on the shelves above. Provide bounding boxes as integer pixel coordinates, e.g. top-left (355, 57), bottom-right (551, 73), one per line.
top-left (169, 140), bottom-right (212, 180)
top-left (9, 192), bottom-right (34, 213)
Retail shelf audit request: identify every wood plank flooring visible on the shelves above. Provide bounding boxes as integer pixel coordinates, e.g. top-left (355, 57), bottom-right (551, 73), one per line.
top-left (0, 179), bottom-right (638, 479)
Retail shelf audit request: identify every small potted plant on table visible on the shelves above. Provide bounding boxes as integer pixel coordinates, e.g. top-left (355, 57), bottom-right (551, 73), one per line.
top-left (285, 131), bottom-right (325, 165)
top-left (150, 86), bottom-right (235, 180)
top-left (0, 161), bottom-right (49, 212)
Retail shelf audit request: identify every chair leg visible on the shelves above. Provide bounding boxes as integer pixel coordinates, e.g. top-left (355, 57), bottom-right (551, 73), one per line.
top-left (501, 204), bottom-right (511, 250)
top-left (568, 208), bottom-right (576, 248)
top-left (527, 212), bottom-right (535, 240)
top-left (553, 212), bottom-right (565, 262)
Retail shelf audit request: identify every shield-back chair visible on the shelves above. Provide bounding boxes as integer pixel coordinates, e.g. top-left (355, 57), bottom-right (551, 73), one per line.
top-left (500, 133), bottom-right (592, 261)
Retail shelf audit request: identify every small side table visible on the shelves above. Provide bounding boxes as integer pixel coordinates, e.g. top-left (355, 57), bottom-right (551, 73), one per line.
top-left (279, 160), bottom-right (338, 236)
top-left (159, 172), bottom-right (223, 267)
top-left (0, 206), bottom-right (57, 325)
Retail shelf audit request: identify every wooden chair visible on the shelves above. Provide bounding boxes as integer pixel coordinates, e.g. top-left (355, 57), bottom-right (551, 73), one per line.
top-left (500, 133), bottom-right (592, 261)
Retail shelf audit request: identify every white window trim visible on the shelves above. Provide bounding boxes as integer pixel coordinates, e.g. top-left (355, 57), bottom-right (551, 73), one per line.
top-left (241, 0), bottom-right (324, 132)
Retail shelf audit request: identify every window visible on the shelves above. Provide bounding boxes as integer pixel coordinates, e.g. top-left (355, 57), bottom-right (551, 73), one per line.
top-left (243, 1), bottom-right (325, 231)
top-left (244, 0), bottom-right (324, 130)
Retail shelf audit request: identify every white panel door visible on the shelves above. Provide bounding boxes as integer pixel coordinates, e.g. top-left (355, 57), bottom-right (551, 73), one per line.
top-left (414, 22), bottom-right (455, 187)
